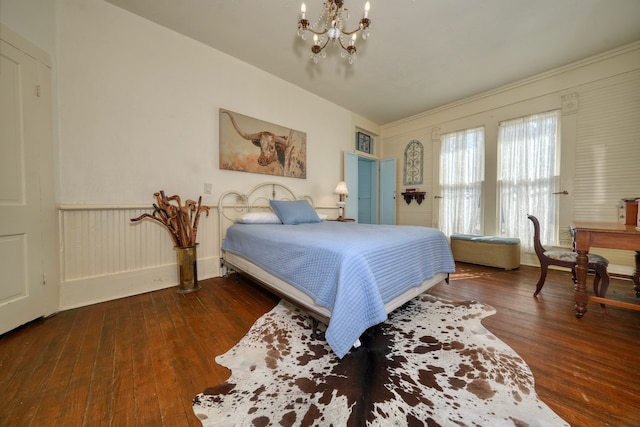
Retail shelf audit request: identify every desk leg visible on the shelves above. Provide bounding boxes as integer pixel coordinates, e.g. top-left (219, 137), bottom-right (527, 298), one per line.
top-left (574, 250), bottom-right (589, 318)
top-left (634, 251), bottom-right (640, 298)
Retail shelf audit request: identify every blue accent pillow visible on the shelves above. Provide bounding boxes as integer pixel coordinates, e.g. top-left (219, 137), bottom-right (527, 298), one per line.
top-left (269, 199), bottom-right (321, 225)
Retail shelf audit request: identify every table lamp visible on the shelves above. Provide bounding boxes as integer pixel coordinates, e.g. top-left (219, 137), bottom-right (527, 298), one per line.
top-left (334, 181), bottom-right (349, 220)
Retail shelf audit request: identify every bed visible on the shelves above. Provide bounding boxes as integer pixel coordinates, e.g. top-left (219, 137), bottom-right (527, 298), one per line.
top-left (218, 182), bottom-right (456, 358)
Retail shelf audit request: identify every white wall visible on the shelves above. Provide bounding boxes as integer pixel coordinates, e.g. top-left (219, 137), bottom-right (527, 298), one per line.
top-left (4, 0), bottom-right (382, 309)
top-left (56, 0), bottom-right (362, 207)
top-left (0, 0), bottom-right (56, 56)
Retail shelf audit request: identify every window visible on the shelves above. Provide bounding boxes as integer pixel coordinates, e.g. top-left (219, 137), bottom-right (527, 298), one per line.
top-left (497, 110), bottom-right (560, 251)
top-left (438, 127), bottom-right (484, 237)
top-left (356, 131), bottom-right (373, 154)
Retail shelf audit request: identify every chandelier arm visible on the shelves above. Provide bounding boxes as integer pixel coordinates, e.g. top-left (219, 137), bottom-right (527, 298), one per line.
top-left (340, 28), bottom-right (360, 36)
top-left (319, 37), bottom-right (330, 50)
top-left (338, 37), bottom-right (356, 56)
top-left (311, 36), bottom-right (331, 55)
top-left (300, 25), bottom-right (329, 36)
top-left (341, 18), bottom-right (370, 35)
top-left (338, 36), bottom-right (349, 51)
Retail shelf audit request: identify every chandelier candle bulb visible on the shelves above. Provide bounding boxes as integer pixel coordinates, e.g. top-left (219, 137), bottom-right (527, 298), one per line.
top-left (301, 3), bottom-right (306, 19)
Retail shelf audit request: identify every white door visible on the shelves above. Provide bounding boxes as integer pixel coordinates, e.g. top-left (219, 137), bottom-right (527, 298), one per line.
top-left (0, 28), bottom-right (58, 334)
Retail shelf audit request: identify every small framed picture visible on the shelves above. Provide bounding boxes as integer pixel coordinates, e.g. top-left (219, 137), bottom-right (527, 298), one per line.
top-left (356, 132), bottom-right (373, 154)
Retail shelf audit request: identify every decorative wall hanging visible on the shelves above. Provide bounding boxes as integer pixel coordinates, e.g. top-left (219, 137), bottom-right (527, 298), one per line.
top-left (401, 189), bottom-right (427, 205)
top-left (403, 139), bottom-right (423, 185)
top-left (219, 109), bottom-right (307, 179)
top-left (356, 131), bottom-right (373, 154)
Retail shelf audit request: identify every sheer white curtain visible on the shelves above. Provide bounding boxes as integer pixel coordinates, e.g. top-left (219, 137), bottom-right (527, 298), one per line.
top-left (439, 127), bottom-right (484, 237)
top-left (498, 110), bottom-right (560, 251)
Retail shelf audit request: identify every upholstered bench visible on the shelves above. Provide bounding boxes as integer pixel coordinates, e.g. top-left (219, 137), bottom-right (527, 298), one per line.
top-left (450, 234), bottom-right (521, 270)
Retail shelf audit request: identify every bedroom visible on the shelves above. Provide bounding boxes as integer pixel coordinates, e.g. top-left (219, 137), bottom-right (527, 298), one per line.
top-left (1, 0), bottom-right (639, 425)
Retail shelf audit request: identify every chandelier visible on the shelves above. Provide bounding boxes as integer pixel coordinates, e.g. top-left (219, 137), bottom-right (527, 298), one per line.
top-left (297, 1), bottom-right (371, 64)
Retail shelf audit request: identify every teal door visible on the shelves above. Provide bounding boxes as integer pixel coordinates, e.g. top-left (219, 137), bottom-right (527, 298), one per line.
top-left (345, 153), bottom-right (396, 224)
top-left (380, 158), bottom-right (396, 224)
top-left (358, 157), bottom-right (377, 224)
top-left (345, 152), bottom-right (359, 221)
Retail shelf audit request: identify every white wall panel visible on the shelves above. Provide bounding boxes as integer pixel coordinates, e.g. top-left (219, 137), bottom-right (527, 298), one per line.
top-left (59, 205), bottom-right (218, 308)
top-left (574, 70), bottom-right (640, 221)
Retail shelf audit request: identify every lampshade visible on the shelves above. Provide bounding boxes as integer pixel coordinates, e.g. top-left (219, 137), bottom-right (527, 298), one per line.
top-left (334, 181), bottom-right (349, 195)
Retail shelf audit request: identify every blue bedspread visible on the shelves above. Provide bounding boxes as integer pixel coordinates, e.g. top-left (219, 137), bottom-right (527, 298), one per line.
top-left (222, 221), bottom-right (455, 358)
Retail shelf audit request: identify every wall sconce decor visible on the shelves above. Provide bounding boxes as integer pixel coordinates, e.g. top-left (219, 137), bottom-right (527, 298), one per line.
top-left (401, 189), bottom-right (426, 205)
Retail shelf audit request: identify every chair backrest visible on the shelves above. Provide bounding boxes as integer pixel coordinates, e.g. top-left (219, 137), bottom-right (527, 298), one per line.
top-left (527, 214), bottom-right (579, 270)
top-left (527, 215), bottom-right (547, 259)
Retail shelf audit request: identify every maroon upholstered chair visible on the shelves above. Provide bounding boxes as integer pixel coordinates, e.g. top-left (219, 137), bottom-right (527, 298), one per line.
top-left (527, 214), bottom-right (609, 298)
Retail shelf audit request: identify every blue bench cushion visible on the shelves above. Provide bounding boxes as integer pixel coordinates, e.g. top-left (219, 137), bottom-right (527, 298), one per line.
top-left (450, 234), bottom-right (521, 245)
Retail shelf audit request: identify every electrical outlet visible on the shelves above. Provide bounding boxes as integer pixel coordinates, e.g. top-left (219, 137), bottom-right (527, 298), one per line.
top-left (204, 183), bottom-right (212, 194)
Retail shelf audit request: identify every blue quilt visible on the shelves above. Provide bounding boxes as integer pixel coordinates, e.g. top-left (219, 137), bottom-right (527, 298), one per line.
top-left (222, 221), bottom-right (455, 358)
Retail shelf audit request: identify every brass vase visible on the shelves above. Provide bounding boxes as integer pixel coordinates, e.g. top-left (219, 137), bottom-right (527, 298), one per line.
top-left (175, 245), bottom-right (200, 294)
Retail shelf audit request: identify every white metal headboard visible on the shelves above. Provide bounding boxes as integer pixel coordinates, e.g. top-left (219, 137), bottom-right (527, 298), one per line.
top-left (217, 181), bottom-right (314, 254)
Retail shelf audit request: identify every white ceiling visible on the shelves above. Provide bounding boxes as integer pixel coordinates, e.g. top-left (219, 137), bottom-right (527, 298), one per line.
top-left (105, 0), bottom-right (640, 125)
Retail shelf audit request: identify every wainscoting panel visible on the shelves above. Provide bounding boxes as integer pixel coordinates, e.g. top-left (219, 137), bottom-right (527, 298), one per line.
top-left (59, 205), bottom-right (219, 309)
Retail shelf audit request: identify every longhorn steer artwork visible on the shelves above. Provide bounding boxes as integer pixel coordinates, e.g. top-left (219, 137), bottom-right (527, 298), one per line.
top-left (219, 109), bottom-right (307, 178)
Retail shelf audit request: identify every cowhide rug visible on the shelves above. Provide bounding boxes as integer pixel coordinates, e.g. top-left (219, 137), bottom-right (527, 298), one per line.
top-left (193, 295), bottom-right (569, 427)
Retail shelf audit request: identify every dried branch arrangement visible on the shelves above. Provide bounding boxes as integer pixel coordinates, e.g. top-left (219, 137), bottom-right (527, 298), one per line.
top-left (131, 191), bottom-right (210, 248)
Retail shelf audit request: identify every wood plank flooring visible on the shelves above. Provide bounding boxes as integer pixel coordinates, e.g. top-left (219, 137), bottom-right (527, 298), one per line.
top-left (1, 263), bottom-right (638, 426)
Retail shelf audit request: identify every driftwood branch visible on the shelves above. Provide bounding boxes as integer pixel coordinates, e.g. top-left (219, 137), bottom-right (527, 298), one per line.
top-left (131, 191), bottom-right (211, 248)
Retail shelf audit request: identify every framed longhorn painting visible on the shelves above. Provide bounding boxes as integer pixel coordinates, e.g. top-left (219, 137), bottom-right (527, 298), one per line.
top-left (219, 108), bottom-right (307, 179)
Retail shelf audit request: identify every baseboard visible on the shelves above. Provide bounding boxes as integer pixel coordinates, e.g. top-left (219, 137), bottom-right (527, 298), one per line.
top-left (59, 255), bottom-right (220, 310)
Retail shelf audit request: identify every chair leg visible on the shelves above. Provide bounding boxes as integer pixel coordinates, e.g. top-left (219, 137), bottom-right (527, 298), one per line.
top-left (593, 273), bottom-right (601, 296)
top-left (592, 273), bottom-right (603, 309)
top-left (534, 264), bottom-right (549, 296)
top-left (592, 264), bottom-right (610, 309)
top-left (597, 266), bottom-right (610, 298)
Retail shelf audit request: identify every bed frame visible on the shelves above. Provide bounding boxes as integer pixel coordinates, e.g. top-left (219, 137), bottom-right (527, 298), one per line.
top-left (217, 181), bottom-right (314, 260)
top-left (217, 182), bottom-right (449, 329)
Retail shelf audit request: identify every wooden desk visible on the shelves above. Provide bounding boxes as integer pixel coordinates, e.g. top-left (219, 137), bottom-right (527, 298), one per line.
top-left (570, 222), bottom-right (640, 318)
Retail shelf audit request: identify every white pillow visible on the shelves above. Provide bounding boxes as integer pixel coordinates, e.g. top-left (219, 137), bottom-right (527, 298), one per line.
top-left (235, 212), bottom-right (282, 224)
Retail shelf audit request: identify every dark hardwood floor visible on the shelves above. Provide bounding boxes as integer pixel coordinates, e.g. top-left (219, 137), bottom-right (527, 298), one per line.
top-left (1, 263), bottom-right (638, 426)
